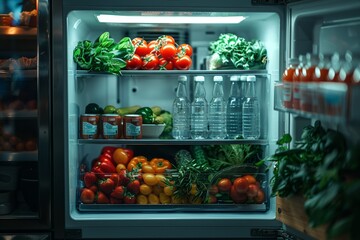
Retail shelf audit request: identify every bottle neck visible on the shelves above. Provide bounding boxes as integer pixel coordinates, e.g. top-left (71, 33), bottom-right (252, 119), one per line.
top-left (194, 81), bottom-right (206, 98)
top-left (245, 81), bottom-right (255, 98)
top-left (229, 81), bottom-right (241, 97)
top-left (212, 81), bottom-right (224, 98)
top-left (176, 81), bottom-right (188, 98)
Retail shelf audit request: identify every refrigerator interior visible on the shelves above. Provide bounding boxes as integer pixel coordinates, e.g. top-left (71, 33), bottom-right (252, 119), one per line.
top-left (64, 6), bottom-right (283, 238)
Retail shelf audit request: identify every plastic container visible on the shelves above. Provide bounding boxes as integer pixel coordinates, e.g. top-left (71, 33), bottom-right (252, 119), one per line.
top-left (190, 76), bottom-right (208, 139)
top-left (208, 76), bottom-right (226, 139)
top-left (242, 75), bottom-right (260, 140)
top-left (226, 75), bottom-right (243, 139)
top-left (172, 75), bottom-right (190, 139)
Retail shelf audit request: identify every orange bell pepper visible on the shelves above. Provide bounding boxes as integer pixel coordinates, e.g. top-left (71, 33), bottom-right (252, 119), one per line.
top-left (127, 156), bottom-right (148, 172)
top-left (150, 158), bottom-right (172, 173)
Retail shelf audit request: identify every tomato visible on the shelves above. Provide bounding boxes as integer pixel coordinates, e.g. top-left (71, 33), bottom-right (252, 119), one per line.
top-left (163, 185), bottom-right (174, 196)
top-left (115, 163), bottom-right (126, 173)
top-left (174, 55), bottom-right (192, 70)
top-left (139, 184), bottom-right (152, 195)
top-left (136, 194), bottom-right (148, 204)
top-left (230, 185), bottom-right (248, 204)
top-left (124, 194), bottom-right (136, 204)
top-left (155, 174), bottom-right (167, 187)
top-left (132, 37), bottom-right (150, 56)
top-left (80, 188), bottom-right (95, 204)
top-left (217, 178), bottom-right (232, 192)
top-left (160, 43), bottom-right (177, 60)
top-left (158, 57), bottom-right (174, 70)
top-left (142, 173), bottom-right (158, 186)
top-left (247, 184), bottom-right (259, 198)
top-left (142, 164), bottom-right (155, 174)
top-left (159, 192), bottom-right (171, 204)
top-left (96, 191), bottom-right (110, 204)
top-left (148, 193), bottom-right (160, 204)
top-left (208, 185), bottom-right (219, 195)
top-left (233, 177), bottom-right (249, 194)
top-left (112, 148), bottom-right (130, 166)
top-left (243, 175), bottom-right (257, 185)
top-left (98, 178), bottom-right (115, 194)
top-left (127, 179), bottom-right (140, 194)
top-left (254, 189), bottom-right (265, 204)
top-left (142, 53), bottom-right (159, 70)
top-left (148, 40), bottom-right (160, 55)
top-left (157, 35), bottom-right (175, 46)
top-left (126, 54), bottom-right (143, 70)
top-left (177, 43), bottom-right (193, 57)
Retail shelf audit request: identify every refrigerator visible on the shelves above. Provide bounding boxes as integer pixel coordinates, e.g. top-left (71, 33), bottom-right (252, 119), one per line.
top-left (51, 0), bottom-right (360, 239)
top-left (0, 0), bottom-right (52, 238)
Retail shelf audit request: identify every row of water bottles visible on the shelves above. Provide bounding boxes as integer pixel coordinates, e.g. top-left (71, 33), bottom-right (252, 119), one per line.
top-left (172, 74), bottom-right (260, 140)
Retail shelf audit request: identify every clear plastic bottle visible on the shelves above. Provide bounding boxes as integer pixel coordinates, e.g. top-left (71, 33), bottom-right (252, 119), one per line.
top-left (190, 76), bottom-right (208, 139)
top-left (209, 76), bottom-right (227, 139)
top-left (172, 75), bottom-right (190, 139)
top-left (226, 75), bottom-right (242, 139)
top-left (242, 75), bottom-right (260, 140)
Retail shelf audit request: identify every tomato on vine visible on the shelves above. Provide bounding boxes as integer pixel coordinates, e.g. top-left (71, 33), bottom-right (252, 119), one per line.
top-left (174, 55), bottom-right (192, 70)
top-left (126, 54), bottom-right (143, 70)
top-left (160, 43), bottom-right (177, 60)
top-left (142, 53), bottom-right (159, 70)
top-left (177, 43), bottom-right (193, 57)
top-left (158, 57), bottom-right (174, 70)
top-left (132, 37), bottom-right (150, 57)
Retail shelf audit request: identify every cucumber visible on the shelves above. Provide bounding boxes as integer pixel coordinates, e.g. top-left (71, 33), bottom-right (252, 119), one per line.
top-left (116, 105), bottom-right (141, 116)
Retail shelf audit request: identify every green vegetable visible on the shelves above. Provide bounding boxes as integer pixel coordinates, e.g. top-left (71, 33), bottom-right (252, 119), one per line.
top-left (115, 105), bottom-right (141, 116)
top-left (156, 110), bottom-right (173, 139)
top-left (209, 33), bottom-right (267, 70)
top-left (135, 107), bottom-right (154, 124)
top-left (85, 103), bottom-right (102, 114)
top-left (73, 32), bottom-right (134, 75)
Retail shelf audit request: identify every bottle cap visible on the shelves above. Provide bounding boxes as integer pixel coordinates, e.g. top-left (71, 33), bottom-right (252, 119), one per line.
top-left (240, 75), bottom-right (247, 81)
top-left (230, 76), bottom-right (240, 81)
top-left (178, 75), bottom-right (187, 82)
top-left (247, 75), bottom-right (256, 82)
top-left (194, 76), bottom-right (205, 82)
top-left (213, 76), bottom-right (223, 82)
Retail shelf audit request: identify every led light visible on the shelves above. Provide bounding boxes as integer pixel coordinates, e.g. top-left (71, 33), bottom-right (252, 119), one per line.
top-left (97, 14), bottom-right (246, 24)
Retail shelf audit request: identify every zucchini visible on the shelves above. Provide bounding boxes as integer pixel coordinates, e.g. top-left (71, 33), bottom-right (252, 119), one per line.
top-left (116, 105), bottom-right (141, 116)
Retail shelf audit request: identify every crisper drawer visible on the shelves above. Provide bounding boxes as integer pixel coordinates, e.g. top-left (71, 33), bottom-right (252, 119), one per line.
top-left (76, 144), bottom-right (270, 213)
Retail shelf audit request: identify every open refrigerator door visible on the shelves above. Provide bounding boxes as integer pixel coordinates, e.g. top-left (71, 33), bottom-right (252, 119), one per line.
top-left (52, 0), bottom-right (359, 239)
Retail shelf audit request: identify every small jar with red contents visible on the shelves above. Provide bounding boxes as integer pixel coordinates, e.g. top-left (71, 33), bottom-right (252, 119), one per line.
top-left (282, 58), bottom-right (299, 109)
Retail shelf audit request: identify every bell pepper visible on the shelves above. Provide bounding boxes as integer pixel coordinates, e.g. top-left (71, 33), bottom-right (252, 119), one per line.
top-left (127, 156), bottom-right (148, 172)
top-left (91, 155), bottom-right (116, 178)
top-left (150, 158), bottom-right (172, 173)
top-left (135, 107), bottom-right (154, 124)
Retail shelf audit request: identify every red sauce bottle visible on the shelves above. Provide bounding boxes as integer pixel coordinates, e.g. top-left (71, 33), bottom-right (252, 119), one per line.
top-left (292, 55), bottom-right (305, 110)
top-left (282, 58), bottom-right (299, 109)
top-left (299, 53), bottom-right (318, 112)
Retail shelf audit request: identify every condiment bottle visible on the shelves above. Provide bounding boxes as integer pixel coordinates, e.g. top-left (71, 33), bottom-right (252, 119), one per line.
top-left (282, 58), bottom-right (299, 109)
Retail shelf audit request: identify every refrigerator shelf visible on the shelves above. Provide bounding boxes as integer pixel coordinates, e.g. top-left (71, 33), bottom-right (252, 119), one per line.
top-left (0, 110), bottom-right (37, 118)
top-left (0, 69), bottom-right (37, 79)
top-left (78, 203), bottom-right (267, 212)
top-left (77, 139), bottom-right (269, 145)
top-left (274, 81), bottom-right (360, 124)
top-left (75, 69), bottom-right (269, 77)
top-left (0, 151), bottom-right (38, 162)
top-left (0, 26), bottom-right (37, 37)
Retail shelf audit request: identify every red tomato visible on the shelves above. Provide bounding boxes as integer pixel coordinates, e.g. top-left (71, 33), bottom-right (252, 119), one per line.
top-left (124, 195), bottom-right (136, 204)
top-left (177, 43), bottom-right (193, 57)
top-left (160, 43), bottom-right (177, 60)
top-left (96, 191), bottom-right (110, 204)
top-left (174, 55), bottom-right (192, 70)
top-left (132, 37), bottom-right (150, 56)
top-left (80, 188), bottom-right (95, 204)
top-left (243, 175), bottom-right (257, 185)
top-left (126, 54), bottom-right (143, 70)
top-left (158, 57), bottom-right (174, 70)
top-left (217, 178), bottom-right (232, 192)
top-left (208, 185), bottom-right (219, 195)
top-left (247, 184), bottom-right (259, 198)
top-left (142, 53), bottom-right (159, 70)
top-left (157, 35), bottom-right (175, 46)
top-left (148, 40), bottom-right (160, 56)
top-left (233, 177), bottom-right (249, 194)
top-left (230, 185), bottom-right (248, 204)
top-left (254, 189), bottom-right (265, 204)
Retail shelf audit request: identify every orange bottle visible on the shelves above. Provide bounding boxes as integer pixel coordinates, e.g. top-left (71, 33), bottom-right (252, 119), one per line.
top-left (299, 53), bottom-right (318, 112)
top-left (327, 52), bottom-right (341, 82)
top-left (313, 54), bottom-right (331, 113)
top-left (292, 55), bottom-right (305, 110)
top-left (282, 58), bottom-right (299, 109)
top-left (338, 51), bottom-right (356, 84)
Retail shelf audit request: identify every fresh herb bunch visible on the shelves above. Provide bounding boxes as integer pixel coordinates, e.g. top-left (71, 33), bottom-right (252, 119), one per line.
top-left (268, 120), bottom-right (360, 239)
top-left (73, 32), bottom-right (134, 75)
top-left (209, 33), bottom-right (268, 70)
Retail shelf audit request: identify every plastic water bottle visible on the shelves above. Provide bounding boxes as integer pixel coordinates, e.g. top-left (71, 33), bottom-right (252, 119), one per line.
top-left (242, 75), bottom-right (260, 139)
top-left (226, 75), bottom-right (243, 139)
top-left (208, 76), bottom-right (226, 139)
top-left (190, 76), bottom-right (208, 139)
top-left (172, 75), bottom-right (190, 139)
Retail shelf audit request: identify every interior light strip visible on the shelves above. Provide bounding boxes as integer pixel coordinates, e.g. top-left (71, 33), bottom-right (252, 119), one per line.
top-left (97, 14), bottom-right (246, 24)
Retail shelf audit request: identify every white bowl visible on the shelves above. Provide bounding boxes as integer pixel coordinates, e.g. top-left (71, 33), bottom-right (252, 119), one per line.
top-left (142, 124), bottom-right (166, 138)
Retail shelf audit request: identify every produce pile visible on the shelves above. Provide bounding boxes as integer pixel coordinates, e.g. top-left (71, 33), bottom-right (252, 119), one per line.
top-left (84, 103), bottom-right (173, 138)
top-left (266, 121), bottom-right (360, 239)
top-left (73, 32), bottom-right (193, 75)
top-left (79, 144), bottom-right (265, 205)
top-left (208, 33), bottom-right (268, 70)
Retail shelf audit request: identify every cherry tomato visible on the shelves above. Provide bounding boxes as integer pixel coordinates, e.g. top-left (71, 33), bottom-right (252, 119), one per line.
top-left (126, 54), bottom-right (143, 70)
top-left (243, 175), bottom-right (257, 185)
top-left (132, 37), bottom-right (150, 57)
top-left (160, 43), bottom-right (177, 60)
top-left (233, 177), bottom-right (249, 194)
top-left (230, 185), bottom-right (248, 204)
top-left (247, 184), bottom-right (259, 198)
top-left (157, 35), bottom-right (175, 46)
top-left (142, 53), bottom-right (159, 70)
top-left (217, 178), bottom-right (232, 192)
top-left (148, 40), bottom-right (160, 56)
top-left (177, 43), bottom-right (193, 57)
top-left (254, 189), bottom-right (265, 204)
top-left (158, 57), bottom-right (174, 70)
top-left (174, 55), bottom-right (192, 70)
top-left (142, 173), bottom-right (158, 186)
top-left (80, 188), bottom-right (95, 204)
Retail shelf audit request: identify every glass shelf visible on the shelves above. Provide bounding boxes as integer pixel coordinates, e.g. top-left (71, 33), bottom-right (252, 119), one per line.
top-left (0, 110), bottom-right (37, 118)
top-left (0, 69), bottom-right (37, 79)
top-left (274, 81), bottom-right (359, 124)
top-left (0, 151), bottom-right (38, 162)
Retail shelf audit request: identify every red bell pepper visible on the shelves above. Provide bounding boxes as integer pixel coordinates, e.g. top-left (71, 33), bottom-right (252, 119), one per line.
top-left (91, 155), bottom-right (116, 178)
